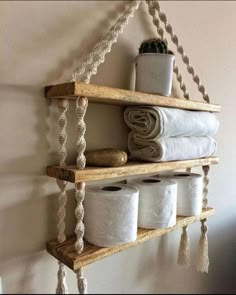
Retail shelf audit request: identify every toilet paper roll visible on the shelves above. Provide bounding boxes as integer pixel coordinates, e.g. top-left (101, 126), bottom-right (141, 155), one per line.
top-left (128, 177), bottom-right (177, 229)
top-left (155, 172), bottom-right (203, 216)
top-left (84, 183), bottom-right (139, 247)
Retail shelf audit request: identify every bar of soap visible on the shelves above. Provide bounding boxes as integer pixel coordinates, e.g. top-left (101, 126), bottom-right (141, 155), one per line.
top-left (85, 149), bottom-right (128, 167)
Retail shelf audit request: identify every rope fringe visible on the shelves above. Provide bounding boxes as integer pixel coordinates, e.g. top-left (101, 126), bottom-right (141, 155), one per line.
top-left (196, 219), bottom-right (209, 273)
top-left (177, 226), bottom-right (190, 266)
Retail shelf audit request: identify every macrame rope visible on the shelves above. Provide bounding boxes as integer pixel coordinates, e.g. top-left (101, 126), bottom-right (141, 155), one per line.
top-left (75, 182), bottom-right (86, 254)
top-left (56, 179), bottom-right (68, 245)
top-left (146, 0), bottom-right (190, 100)
top-left (195, 165), bottom-right (210, 273)
top-left (80, 0), bottom-right (140, 83)
top-left (56, 100), bottom-right (69, 294)
top-left (74, 96), bottom-right (87, 255)
top-left (150, 0), bottom-right (210, 103)
top-left (68, 0), bottom-right (141, 83)
top-left (70, 4), bottom-right (141, 291)
top-left (202, 165), bottom-right (210, 209)
top-left (75, 182), bottom-right (87, 294)
top-left (58, 100), bottom-right (69, 166)
top-left (77, 267), bottom-right (88, 294)
top-left (74, 96), bottom-right (88, 294)
top-left (76, 97), bottom-right (88, 168)
top-left (177, 166), bottom-right (191, 267)
top-left (56, 263), bottom-right (68, 295)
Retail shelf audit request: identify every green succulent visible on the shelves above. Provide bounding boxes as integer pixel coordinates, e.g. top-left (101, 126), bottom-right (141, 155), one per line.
top-left (139, 38), bottom-right (173, 54)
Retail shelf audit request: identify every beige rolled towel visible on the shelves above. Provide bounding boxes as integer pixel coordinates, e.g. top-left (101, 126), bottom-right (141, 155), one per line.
top-left (124, 106), bottom-right (219, 140)
top-left (128, 132), bottom-right (217, 162)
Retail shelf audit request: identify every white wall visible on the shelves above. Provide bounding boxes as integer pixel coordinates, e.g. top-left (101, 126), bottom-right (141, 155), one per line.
top-left (1, 1), bottom-right (236, 294)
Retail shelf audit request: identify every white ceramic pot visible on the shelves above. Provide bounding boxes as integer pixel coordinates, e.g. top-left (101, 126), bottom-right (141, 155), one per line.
top-left (135, 53), bottom-right (175, 96)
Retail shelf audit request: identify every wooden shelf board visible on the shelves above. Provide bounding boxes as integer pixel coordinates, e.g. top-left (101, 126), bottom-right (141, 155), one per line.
top-left (45, 82), bottom-right (221, 112)
top-left (47, 208), bottom-right (214, 271)
top-left (47, 157), bottom-right (219, 183)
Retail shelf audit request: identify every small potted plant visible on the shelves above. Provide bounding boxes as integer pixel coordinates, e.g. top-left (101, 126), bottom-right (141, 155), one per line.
top-left (135, 38), bottom-right (175, 96)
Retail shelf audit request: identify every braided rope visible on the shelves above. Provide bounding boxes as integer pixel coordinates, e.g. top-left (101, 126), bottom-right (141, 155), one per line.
top-left (56, 100), bottom-right (69, 294)
top-left (150, 0), bottom-right (210, 103)
top-left (146, 0), bottom-right (190, 100)
top-left (202, 165), bottom-right (210, 209)
top-left (68, 0), bottom-right (141, 83)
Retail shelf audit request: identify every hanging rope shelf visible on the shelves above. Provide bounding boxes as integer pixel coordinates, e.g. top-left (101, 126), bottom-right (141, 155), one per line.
top-left (44, 1), bottom-right (220, 294)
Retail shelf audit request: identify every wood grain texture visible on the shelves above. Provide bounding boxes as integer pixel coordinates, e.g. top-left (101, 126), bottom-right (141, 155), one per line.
top-left (47, 157), bottom-right (219, 183)
top-left (45, 82), bottom-right (221, 112)
top-left (46, 208), bottom-right (214, 271)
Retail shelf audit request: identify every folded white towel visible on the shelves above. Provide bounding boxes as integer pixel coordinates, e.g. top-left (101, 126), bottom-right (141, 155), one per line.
top-left (124, 106), bottom-right (219, 140)
top-left (128, 132), bottom-right (217, 162)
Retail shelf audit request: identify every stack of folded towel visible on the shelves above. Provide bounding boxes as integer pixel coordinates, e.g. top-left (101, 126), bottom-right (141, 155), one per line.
top-left (124, 106), bottom-right (219, 162)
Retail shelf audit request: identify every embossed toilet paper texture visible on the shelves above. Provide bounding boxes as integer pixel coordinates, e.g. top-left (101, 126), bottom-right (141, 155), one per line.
top-left (128, 177), bottom-right (177, 229)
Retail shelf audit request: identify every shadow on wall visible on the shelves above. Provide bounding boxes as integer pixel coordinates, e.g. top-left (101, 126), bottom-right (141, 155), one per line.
top-left (0, 3), bottom-right (145, 292)
top-left (2, 1), bottom-right (235, 294)
top-left (0, 187), bottom-right (77, 264)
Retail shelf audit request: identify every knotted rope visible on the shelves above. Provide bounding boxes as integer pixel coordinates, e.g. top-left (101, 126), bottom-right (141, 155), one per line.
top-left (196, 219), bottom-right (209, 273)
top-left (149, 0), bottom-right (210, 103)
top-left (56, 100), bottom-right (69, 294)
top-left (146, 0), bottom-right (190, 100)
top-left (68, 3), bottom-right (141, 293)
top-left (195, 166), bottom-right (210, 273)
top-left (67, 0), bottom-right (141, 84)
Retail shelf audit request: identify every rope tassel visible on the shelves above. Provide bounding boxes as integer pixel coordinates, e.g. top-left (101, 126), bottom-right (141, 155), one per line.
top-left (177, 226), bottom-right (190, 266)
top-left (196, 219), bottom-right (209, 273)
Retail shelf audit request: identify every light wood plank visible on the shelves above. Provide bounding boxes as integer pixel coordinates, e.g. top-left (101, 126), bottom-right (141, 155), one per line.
top-left (46, 208), bottom-right (214, 271)
top-left (47, 157), bottom-right (219, 183)
top-left (45, 82), bottom-right (221, 112)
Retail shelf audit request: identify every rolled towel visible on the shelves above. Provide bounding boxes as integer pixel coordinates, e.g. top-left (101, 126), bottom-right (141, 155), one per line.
top-left (128, 132), bottom-right (217, 162)
top-left (124, 106), bottom-right (219, 139)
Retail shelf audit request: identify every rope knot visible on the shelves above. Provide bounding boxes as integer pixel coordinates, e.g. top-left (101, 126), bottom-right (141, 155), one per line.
top-left (201, 219), bottom-right (208, 233)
